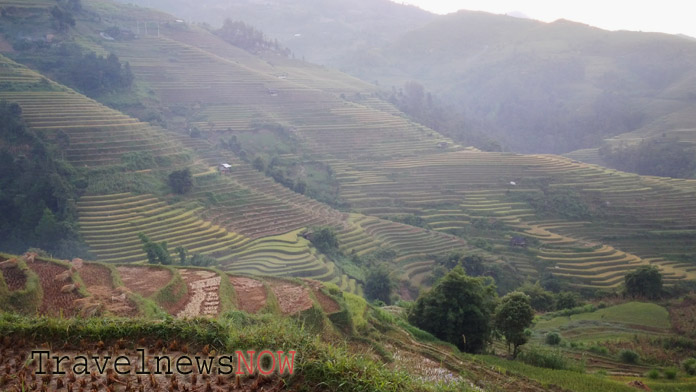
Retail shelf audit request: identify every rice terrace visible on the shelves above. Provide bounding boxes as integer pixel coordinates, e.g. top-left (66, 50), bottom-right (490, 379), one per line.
top-left (0, 0), bottom-right (696, 391)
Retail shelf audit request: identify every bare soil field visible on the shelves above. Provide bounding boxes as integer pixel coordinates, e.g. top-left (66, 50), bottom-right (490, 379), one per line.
top-left (269, 280), bottom-right (313, 315)
top-left (117, 266), bottom-right (172, 297)
top-left (26, 259), bottom-right (80, 317)
top-left (229, 276), bottom-right (267, 313)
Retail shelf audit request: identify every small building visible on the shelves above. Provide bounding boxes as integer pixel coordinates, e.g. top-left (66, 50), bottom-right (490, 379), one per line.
top-left (218, 163), bottom-right (232, 174)
top-left (509, 236), bottom-right (528, 248)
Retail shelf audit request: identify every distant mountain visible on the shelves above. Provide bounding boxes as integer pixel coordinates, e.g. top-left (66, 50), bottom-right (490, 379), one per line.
top-left (340, 11), bottom-right (696, 154)
top-left (112, 0), bottom-right (435, 65)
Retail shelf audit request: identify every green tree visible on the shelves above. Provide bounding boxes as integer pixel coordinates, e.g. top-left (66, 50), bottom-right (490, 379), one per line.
top-left (168, 168), bottom-right (193, 194)
top-left (625, 265), bottom-right (663, 299)
top-left (34, 208), bottom-right (62, 247)
top-left (408, 266), bottom-right (497, 353)
top-left (364, 265), bottom-right (394, 304)
top-left (175, 245), bottom-right (187, 265)
top-left (309, 226), bottom-right (338, 253)
top-left (554, 291), bottom-right (581, 310)
top-left (494, 292), bottom-right (534, 358)
top-left (138, 233), bottom-right (172, 265)
top-left (518, 282), bottom-right (555, 312)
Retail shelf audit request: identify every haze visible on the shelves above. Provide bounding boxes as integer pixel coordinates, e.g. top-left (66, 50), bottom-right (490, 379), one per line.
top-left (396, 0), bottom-right (696, 38)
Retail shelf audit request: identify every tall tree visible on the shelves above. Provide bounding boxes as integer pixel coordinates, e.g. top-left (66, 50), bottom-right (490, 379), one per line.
top-left (494, 292), bottom-right (534, 358)
top-left (408, 266), bottom-right (497, 353)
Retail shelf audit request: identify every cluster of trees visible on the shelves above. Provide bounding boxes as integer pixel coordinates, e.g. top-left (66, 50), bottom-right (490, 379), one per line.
top-left (168, 168), bottom-right (193, 194)
top-left (216, 19), bottom-right (291, 56)
top-left (138, 233), bottom-right (216, 266)
top-left (381, 82), bottom-right (502, 152)
top-left (517, 283), bottom-right (582, 312)
top-left (409, 266), bottom-right (534, 356)
top-left (0, 101), bottom-right (87, 258)
top-left (599, 138), bottom-right (696, 179)
top-left (21, 44), bottom-right (134, 98)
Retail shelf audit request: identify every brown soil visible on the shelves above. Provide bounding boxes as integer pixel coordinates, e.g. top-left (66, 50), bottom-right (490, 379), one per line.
top-left (80, 264), bottom-right (138, 317)
top-left (1, 264), bottom-right (27, 291)
top-left (302, 279), bottom-right (340, 313)
top-left (25, 259), bottom-right (80, 317)
top-left (229, 276), bottom-right (267, 313)
top-left (117, 266), bottom-right (172, 297)
top-left (176, 269), bottom-right (221, 318)
top-left (79, 264), bottom-right (113, 288)
top-left (313, 289), bottom-right (340, 313)
top-left (269, 280), bottom-right (313, 315)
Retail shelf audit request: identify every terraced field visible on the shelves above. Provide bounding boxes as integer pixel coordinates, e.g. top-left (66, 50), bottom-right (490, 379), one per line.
top-left (0, 55), bottom-right (190, 167)
top-left (101, 29), bottom-right (455, 162)
top-left (334, 151), bottom-right (696, 287)
top-left (0, 253), bottom-right (339, 318)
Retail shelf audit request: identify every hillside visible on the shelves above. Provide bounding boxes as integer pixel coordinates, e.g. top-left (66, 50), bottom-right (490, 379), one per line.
top-left (111, 0), bottom-right (436, 65)
top-left (107, 2), bottom-right (696, 160)
top-left (1, 0), bottom-right (695, 298)
top-left (1, 1), bottom-right (696, 390)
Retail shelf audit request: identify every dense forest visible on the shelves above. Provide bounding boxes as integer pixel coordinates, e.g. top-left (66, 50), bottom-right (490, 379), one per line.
top-left (0, 101), bottom-right (88, 257)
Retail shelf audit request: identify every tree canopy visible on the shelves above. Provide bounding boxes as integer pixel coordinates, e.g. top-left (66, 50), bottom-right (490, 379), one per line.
top-left (0, 101), bottom-right (87, 257)
top-left (408, 266), bottom-right (497, 353)
top-left (494, 292), bottom-right (534, 358)
top-left (625, 265), bottom-right (663, 299)
top-left (364, 265), bottom-right (394, 304)
top-left (168, 168), bottom-right (193, 194)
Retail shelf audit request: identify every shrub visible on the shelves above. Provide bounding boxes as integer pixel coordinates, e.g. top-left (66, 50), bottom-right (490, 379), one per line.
top-left (682, 358), bottom-right (696, 375)
top-left (588, 345), bottom-right (609, 355)
top-left (517, 347), bottom-right (568, 370)
top-left (664, 368), bottom-right (678, 380)
top-left (619, 349), bottom-right (639, 364)
top-left (545, 332), bottom-right (561, 346)
top-left (646, 369), bottom-right (660, 379)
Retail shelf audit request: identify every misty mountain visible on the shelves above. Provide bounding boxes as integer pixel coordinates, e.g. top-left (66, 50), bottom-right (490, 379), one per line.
top-left (112, 0), bottom-right (435, 65)
top-left (340, 11), bottom-right (696, 154)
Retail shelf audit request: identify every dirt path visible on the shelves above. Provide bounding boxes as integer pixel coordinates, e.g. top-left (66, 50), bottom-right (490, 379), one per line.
top-left (176, 269), bottom-right (221, 318)
top-left (25, 260), bottom-right (80, 317)
top-left (117, 266), bottom-right (172, 297)
top-left (229, 276), bottom-right (267, 313)
top-left (269, 280), bottom-right (313, 315)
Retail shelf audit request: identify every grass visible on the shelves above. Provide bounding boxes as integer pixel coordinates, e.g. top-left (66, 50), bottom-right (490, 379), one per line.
top-left (479, 355), bottom-right (637, 392)
top-left (535, 302), bottom-right (671, 334)
top-left (0, 311), bottom-right (475, 391)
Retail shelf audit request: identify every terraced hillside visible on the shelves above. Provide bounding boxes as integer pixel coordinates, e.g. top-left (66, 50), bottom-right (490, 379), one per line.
top-left (99, 28), bottom-right (456, 162)
top-left (0, 55), bottom-right (189, 167)
top-left (85, 2), bottom-right (696, 289)
top-left (2, 0), bottom-right (695, 295)
top-left (334, 151), bottom-right (696, 288)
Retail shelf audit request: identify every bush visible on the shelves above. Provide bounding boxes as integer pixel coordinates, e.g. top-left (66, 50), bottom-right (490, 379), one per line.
top-left (588, 345), bottom-right (609, 355)
top-left (664, 368), bottom-right (678, 380)
top-left (646, 369), bottom-right (660, 379)
top-left (517, 347), bottom-right (568, 370)
top-left (619, 349), bottom-right (639, 364)
top-left (682, 358), bottom-right (696, 375)
top-left (545, 332), bottom-right (561, 346)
